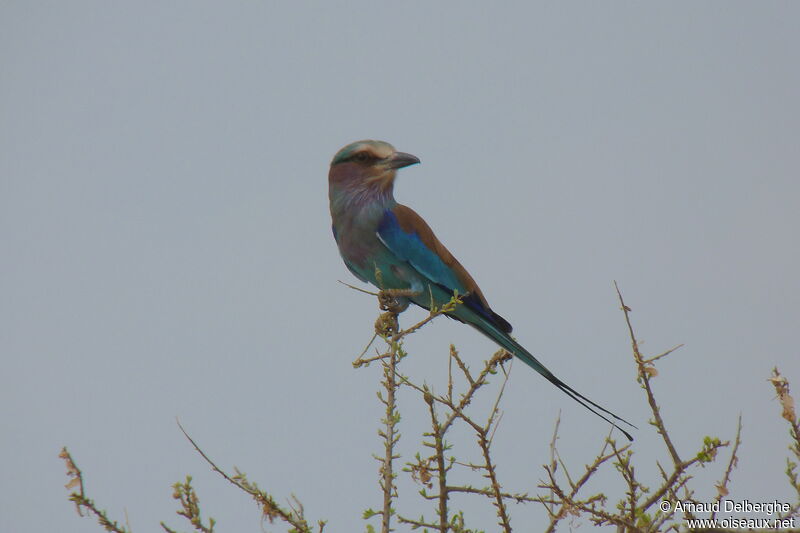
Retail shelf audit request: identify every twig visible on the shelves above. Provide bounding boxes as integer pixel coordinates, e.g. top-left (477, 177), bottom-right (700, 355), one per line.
top-left (441, 350), bottom-right (512, 434)
top-left (614, 281), bottom-right (681, 466)
top-left (768, 368), bottom-right (800, 520)
top-left (59, 447), bottom-right (131, 533)
top-left (543, 435), bottom-right (628, 533)
top-left (609, 439), bottom-right (639, 524)
top-left (396, 515), bottom-right (440, 529)
top-left (352, 333), bottom-right (379, 367)
top-left (175, 420), bottom-right (314, 532)
top-left (485, 358), bottom-right (512, 445)
top-left (338, 279), bottom-right (378, 296)
top-left (711, 414), bottom-right (742, 518)
top-left (161, 476), bottom-right (215, 533)
top-left (644, 344), bottom-right (684, 365)
top-left (423, 391), bottom-right (449, 532)
top-left (475, 426), bottom-right (512, 532)
top-left (543, 466), bottom-right (638, 531)
top-left (378, 341), bottom-right (401, 533)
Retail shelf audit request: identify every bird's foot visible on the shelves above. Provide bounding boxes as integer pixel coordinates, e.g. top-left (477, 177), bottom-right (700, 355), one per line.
top-left (378, 289), bottom-right (419, 313)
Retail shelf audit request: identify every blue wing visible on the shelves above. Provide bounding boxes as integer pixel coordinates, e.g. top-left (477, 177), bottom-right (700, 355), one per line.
top-left (376, 205), bottom-right (512, 333)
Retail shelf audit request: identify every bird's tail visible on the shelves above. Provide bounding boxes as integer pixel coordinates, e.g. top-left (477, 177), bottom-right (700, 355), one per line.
top-left (471, 320), bottom-right (637, 441)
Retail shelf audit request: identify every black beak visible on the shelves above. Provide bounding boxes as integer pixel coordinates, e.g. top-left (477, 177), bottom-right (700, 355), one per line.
top-left (385, 151), bottom-right (421, 170)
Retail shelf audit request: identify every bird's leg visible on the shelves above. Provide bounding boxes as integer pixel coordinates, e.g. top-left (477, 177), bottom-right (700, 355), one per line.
top-left (377, 288), bottom-right (420, 313)
top-left (374, 288), bottom-right (421, 337)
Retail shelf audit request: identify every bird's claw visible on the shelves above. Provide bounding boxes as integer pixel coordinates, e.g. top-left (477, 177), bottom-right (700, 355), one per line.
top-left (377, 288), bottom-right (419, 314)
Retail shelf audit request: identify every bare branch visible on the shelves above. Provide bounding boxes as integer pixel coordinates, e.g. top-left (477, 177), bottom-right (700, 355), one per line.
top-left (59, 447), bottom-right (130, 533)
top-left (175, 420), bottom-right (314, 532)
top-left (614, 280), bottom-right (681, 466)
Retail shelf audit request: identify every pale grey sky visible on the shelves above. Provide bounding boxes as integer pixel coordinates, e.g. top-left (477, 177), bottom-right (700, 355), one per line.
top-left (2, 2), bottom-right (799, 532)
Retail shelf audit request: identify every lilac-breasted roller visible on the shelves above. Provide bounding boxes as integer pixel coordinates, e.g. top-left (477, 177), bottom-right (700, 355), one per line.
top-left (329, 140), bottom-right (634, 440)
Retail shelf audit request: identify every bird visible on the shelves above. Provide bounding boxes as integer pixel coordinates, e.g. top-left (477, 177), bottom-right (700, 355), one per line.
top-left (328, 140), bottom-right (635, 440)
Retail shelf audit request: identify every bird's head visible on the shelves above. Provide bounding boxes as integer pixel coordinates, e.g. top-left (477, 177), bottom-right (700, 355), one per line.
top-left (329, 140), bottom-right (420, 193)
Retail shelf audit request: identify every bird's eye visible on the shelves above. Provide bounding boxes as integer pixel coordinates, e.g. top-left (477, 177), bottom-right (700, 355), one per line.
top-left (353, 152), bottom-right (369, 162)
